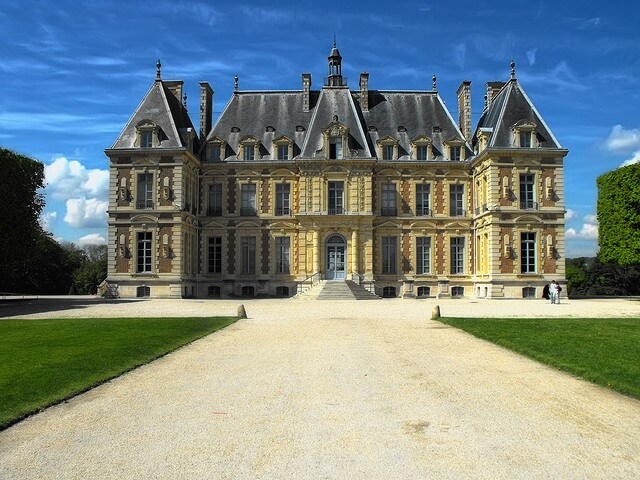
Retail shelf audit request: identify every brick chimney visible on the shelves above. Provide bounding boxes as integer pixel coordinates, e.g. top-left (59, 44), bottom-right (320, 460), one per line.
top-left (302, 73), bottom-right (311, 112)
top-left (199, 82), bottom-right (213, 140)
top-left (456, 80), bottom-right (471, 140)
top-left (486, 81), bottom-right (505, 107)
top-left (165, 81), bottom-right (184, 102)
top-left (359, 72), bottom-right (369, 112)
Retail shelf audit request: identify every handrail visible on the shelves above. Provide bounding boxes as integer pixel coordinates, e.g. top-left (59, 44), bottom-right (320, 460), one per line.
top-left (295, 272), bottom-right (321, 294)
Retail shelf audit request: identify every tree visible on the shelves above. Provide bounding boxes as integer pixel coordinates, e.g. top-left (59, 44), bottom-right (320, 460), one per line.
top-left (597, 163), bottom-right (640, 265)
top-left (73, 245), bottom-right (107, 294)
top-left (0, 148), bottom-right (46, 293)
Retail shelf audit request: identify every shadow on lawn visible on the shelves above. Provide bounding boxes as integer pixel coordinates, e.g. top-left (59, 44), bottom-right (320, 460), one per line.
top-left (0, 298), bottom-right (145, 318)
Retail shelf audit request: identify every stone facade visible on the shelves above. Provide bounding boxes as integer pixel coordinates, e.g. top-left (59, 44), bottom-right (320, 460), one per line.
top-left (105, 49), bottom-right (567, 299)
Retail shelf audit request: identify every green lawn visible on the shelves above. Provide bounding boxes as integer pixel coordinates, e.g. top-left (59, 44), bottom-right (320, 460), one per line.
top-left (0, 316), bottom-right (236, 429)
top-left (438, 317), bottom-right (640, 399)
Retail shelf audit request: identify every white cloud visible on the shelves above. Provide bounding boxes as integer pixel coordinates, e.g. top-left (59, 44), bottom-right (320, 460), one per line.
top-left (526, 48), bottom-right (537, 66)
top-left (39, 211), bottom-right (58, 231)
top-left (565, 208), bottom-right (577, 220)
top-left (64, 197), bottom-right (108, 228)
top-left (620, 150), bottom-right (640, 167)
top-left (45, 156), bottom-right (109, 200)
top-left (604, 125), bottom-right (640, 152)
top-left (566, 214), bottom-right (599, 239)
top-left (77, 233), bottom-right (107, 247)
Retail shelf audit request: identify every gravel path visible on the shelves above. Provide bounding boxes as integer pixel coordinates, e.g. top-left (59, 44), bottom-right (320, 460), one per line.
top-left (0, 298), bottom-right (639, 479)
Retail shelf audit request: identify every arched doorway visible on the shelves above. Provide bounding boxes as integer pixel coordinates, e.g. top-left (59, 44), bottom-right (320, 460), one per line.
top-left (325, 234), bottom-right (346, 280)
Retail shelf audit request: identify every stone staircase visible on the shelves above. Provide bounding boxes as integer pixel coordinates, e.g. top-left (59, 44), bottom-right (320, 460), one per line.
top-left (317, 280), bottom-right (380, 300)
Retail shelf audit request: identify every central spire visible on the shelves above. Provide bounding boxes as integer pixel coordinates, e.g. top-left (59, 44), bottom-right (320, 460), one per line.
top-left (327, 40), bottom-right (344, 87)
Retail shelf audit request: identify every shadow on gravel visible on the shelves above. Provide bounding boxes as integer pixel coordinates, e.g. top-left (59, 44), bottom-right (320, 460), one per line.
top-left (0, 298), bottom-right (145, 319)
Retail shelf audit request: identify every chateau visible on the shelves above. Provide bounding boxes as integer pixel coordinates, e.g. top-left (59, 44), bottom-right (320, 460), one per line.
top-left (105, 44), bottom-right (567, 299)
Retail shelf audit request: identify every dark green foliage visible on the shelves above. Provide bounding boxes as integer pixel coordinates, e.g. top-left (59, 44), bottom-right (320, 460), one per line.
top-left (71, 245), bottom-right (107, 294)
top-left (0, 316), bottom-right (237, 429)
top-left (597, 163), bottom-right (640, 265)
top-left (439, 317), bottom-right (640, 399)
top-left (0, 148), bottom-right (46, 293)
top-left (566, 257), bottom-right (640, 296)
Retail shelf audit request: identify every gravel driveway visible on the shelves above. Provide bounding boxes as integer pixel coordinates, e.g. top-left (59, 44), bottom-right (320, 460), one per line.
top-left (0, 298), bottom-right (639, 479)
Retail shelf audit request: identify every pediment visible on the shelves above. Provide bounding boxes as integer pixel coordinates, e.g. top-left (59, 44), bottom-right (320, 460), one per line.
top-left (444, 221), bottom-right (470, 230)
top-left (131, 214), bottom-right (158, 224)
top-left (377, 167), bottom-right (402, 177)
top-left (274, 134), bottom-right (292, 144)
top-left (236, 220), bottom-right (261, 229)
top-left (132, 158), bottom-right (159, 167)
top-left (376, 134), bottom-right (398, 145)
top-left (237, 168), bottom-right (261, 177)
top-left (136, 119), bottom-right (156, 128)
top-left (271, 168), bottom-right (296, 177)
top-left (513, 214), bottom-right (542, 224)
top-left (202, 169), bottom-right (226, 177)
top-left (377, 220), bottom-right (402, 230)
top-left (513, 119), bottom-right (537, 130)
top-left (269, 221), bottom-right (297, 230)
top-left (411, 135), bottom-right (432, 145)
top-left (409, 220), bottom-right (437, 230)
top-left (202, 220), bottom-right (227, 230)
top-left (322, 165), bottom-right (349, 174)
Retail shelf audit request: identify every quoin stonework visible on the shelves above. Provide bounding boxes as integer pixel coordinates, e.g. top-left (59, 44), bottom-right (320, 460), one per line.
top-left (105, 44), bottom-right (567, 299)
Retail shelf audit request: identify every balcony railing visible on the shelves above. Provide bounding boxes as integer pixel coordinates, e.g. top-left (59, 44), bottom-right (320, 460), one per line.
top-left (136, 200), bottom-right (154, 209)
top-left (520, 200), bottom-right (538, 210)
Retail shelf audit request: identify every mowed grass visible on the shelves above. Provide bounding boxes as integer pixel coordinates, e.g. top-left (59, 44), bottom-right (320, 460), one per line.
top-left (0, 316), bottom-right (236, 429)
top-left (438, 317), bottom-right (640, 399)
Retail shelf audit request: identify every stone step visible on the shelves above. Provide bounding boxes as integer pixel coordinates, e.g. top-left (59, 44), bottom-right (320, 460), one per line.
top-left (316, 280), bottom-right (380, 300)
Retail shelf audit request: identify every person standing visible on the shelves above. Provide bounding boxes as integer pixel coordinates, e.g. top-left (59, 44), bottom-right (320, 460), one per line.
top-left (549, 280), bottom-right (560, 304)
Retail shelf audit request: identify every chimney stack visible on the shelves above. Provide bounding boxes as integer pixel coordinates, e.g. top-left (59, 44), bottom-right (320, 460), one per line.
top-left (485, 81), bottom-right (505, 108)
top-left (302, 73), bottom-right (311, 112)
top-left (456, 80), bottom-right (471, 140)
top-left (165, 80), bottom-right (184, 102)
top-left (199, 82), bottom-right (214, 141)
top-left (359, 72), bottom-right (369, 112)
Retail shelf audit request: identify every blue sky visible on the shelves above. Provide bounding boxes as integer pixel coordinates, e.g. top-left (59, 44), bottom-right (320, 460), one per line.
top-left (1, 1), bottom-right (638, 256)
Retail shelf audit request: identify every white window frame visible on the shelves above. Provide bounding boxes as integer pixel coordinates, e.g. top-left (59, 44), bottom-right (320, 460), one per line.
top-left (416, 236), bottom-right (431, 275)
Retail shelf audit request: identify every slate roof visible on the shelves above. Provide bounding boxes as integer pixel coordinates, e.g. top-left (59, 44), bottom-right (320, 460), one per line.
top-left (111, 79), bottom-right (199, 150)
top-left (473, 79), bottom-right (562, 149)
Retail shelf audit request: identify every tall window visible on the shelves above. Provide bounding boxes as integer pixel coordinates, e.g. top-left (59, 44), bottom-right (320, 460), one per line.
top-left (208, 237), bottom-right (222, 274)
top-left (275, 237), bottom-right (290, 274)
top-left (449, 184), bottom-right (464, 216)
top-left (520, 232), bottom-right (536, 273)
top-left (416, 237), bottom-right (431, 274)
top-left (416, 145), bottom-right (428, 161)
top-left (242, 144), bottom-right (255, 161)
top-left (241, 236), bottom-right (256, 274)
top-left (416, 184), bottom-right (430, 216)
top-left (450, 237), bottom-right (464, 274)
top-left (276, 184), bottom-right (290, 216)
top-left (382, 236), bottom-right (397, 274)
top-left (519, 174), bottom-right (535, 209)
top-left (137, 232), bottom-right (152, 273)
top-left (382, 144), bottom-right (394, 160)
top-left (140, 130), bottom-right (153, 148)
top-left (137, 173), bottom-right (153, 209)
top-left (328, 181), bottom-right (344, 214)
top-left (450, 146), bottom-right (461, 161)
top-left (241, 183), bottom-right (256, 216)
top-left (519, 131), bottom-right (532, 148)
top-left (381, 183), bottom-right (397, 216)
top-left (329, 137), bottom-right (343, 159)
top-left (277, 144), bottom-right (289, 160)
top-left (208, 183), bottom-right (222, 216)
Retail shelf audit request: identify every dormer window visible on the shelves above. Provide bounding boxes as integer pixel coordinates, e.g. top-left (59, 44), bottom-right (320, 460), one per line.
top-left (136, 120), bottom-right (158, 148)
top-left (273, 135), bottom-right (293, 160)
top-left (239, 136), bottom-right (258, 161)
top-left (207, 137), bottom-right (225, 161)
top-left (445, 139), bottom-right (465, 161)
top-left (513, 121), bottom-right (537, 148)
top-left (377, 135), bottom-right (398, 161)
top-left (322, 118), bottom-right (348, 160)
top-left (411, 135), bottom-right (432, 161)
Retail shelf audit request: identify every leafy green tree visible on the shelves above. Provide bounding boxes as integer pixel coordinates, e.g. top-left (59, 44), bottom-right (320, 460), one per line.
top-left (73, 245), bottom-right (107, 294)
top-left (0, 148), bottom-right (46, 293)
top-left (597, 163), bottom-right (640, 265)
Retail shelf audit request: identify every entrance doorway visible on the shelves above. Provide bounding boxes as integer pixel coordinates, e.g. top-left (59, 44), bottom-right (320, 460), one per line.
top-left (325, 234), bottom-right (346, 280)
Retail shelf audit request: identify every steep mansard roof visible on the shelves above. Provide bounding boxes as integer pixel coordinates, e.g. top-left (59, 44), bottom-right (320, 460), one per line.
top-left (207, 86), bottom-right (470, 161)
top-left (473, 79), bottom-right (562, 150)
top-left (111, 80), bottom-right (199, 151)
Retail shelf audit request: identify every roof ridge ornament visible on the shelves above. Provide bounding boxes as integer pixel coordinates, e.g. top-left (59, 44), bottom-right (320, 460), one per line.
top-left (510, 60), bottom-right (516, 80)
top-left (156, 59), bottom-right (161, 81)
top-left (432, 74), bottom-right (437, 92)
top-left (234, 75), bottom-right (239, 93)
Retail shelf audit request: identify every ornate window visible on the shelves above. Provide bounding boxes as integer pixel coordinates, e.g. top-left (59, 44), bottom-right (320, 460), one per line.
top-left (449, 184), bottom-right (465, 217)
top-left (411, 135), bottom-right (432, 161)
top-left (512, 121), bottom-right (537, 148)
top-left (241, 236), bottom-right (256, 274)
top-left (275, 183), bottom-right (290, 216)
top-left (381, 183), bottom-right (397, 216)
top-left (207, 138), bottom-right (225, 161)
top-left (450, 237), bottom-right (465, 274)
top-left (208, 237), bottom-right (222, 274)
top-left (136, 232), bottom-right (153, 273)
top-left (239, 136), bottom-right (258, 161)
top-left (416, 183), bottom-right (431, 216)
top-left (328, 181), bottom-right (344, 214)
top-left (136, 120), bottom-right (157, 148)
top-left (416, 237), bottom-right (431, 274)
top-left (275, 237), bottom-right (290, 274)
top-left (377, 135), bottom-right (398, 160)
top-left (240, 183), bottom-right (256, 216)
top-left (519, 173), bottom-right (536, 209)
top-left (136, 173), bottom-right (154, 209)
top-left (322, 117), bottom-right (348, 159)
top-left (445, 138), bottom-right (465, 161)
top-left (382, 236), bottom-right (397, 274)
top-left (520, 232), bottom-right (536, 273)
top-left (273, 136), bottom-right (293, 160)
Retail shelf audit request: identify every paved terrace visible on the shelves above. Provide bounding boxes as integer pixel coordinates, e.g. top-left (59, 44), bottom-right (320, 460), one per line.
top-left (0, 297), bottom-right (639, 479)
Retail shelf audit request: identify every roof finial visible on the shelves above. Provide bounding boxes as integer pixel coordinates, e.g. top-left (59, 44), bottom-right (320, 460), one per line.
top-left (234, 74), bottom-right (239, 92)
top-left (156, 59), bottom-right (162, 81)
top-left (510, 60), bottom-right (516, 80)
top-left (182, 93), bottom-right (187, 109)
top-left (432, 74), bottom-right (437, 92)
top-left (333, 33), bottom-right (336, 48)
